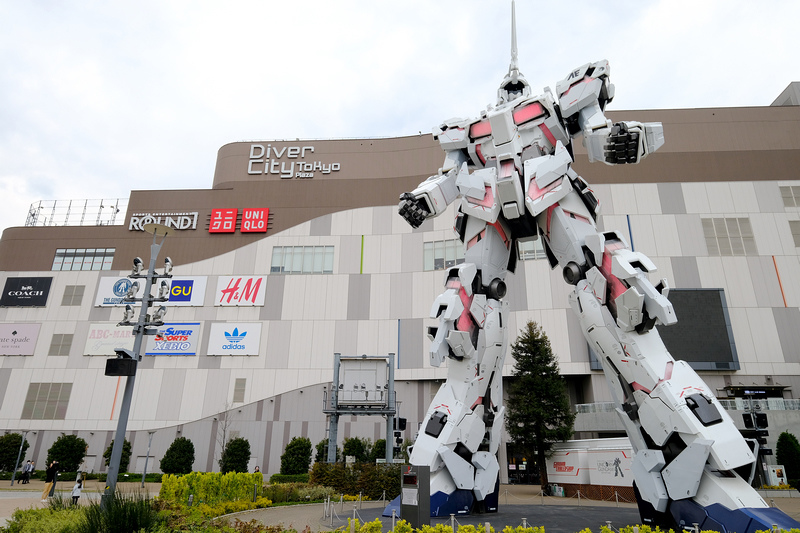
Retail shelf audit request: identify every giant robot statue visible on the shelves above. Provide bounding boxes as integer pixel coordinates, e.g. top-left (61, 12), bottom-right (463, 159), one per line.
top-left (397, 2), bottom-right (800, 530)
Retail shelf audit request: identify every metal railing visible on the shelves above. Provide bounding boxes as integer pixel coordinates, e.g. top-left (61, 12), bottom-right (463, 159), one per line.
top-left (576, 398), bottom-right (800, 414)
top-left (26, 198), bottom-right (128, 227)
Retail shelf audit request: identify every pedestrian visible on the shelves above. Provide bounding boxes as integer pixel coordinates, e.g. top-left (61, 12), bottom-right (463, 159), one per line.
top-left (21, 460), bottom-right (31, 484)
top-left (254, 466), bottom-right (260, 473)
top-left (41, 460), bottom-right (58, 502)
top-left (27, 460), bottom-right (35, 483)
top-left (71, 480), bottom-right (82, 506)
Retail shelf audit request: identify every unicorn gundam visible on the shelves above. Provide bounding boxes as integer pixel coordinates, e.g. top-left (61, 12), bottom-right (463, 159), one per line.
top-left (396, 2), bottom-right (800, 531)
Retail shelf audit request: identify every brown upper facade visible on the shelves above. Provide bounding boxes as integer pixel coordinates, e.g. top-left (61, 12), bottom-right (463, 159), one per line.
top-left (1, 104), bottom-right (799, 272)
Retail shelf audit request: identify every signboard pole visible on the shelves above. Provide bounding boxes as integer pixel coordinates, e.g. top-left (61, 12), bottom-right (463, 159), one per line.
top-left (103, 224), bottom-right (172, 507)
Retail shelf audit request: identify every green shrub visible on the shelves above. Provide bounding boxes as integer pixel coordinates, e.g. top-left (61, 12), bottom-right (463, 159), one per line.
top-left (102, 439), bottom-right (132, 473)
top-left (78, 491), bottom-right (163, 533)
top-left (280, 436), bottom-right (312, 475)
top-left (0, 433), bottom-right (29, 472)
top-left (2, 506), bottom-right (85, 533)
top-left (160, 436), bottom-right (195, 475)
top-left (219, 437), bottom-right (250, 474)
top-left (159, 471), bottom-right (264, 505)
top-left (268, 473), bottom-right (309, 484)
top-left (47, 434), bottom-right (88, 472)
top-left (310, 461), bottom-right (400, 500)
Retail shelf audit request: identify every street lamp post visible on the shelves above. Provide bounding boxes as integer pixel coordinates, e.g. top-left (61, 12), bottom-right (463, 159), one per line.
top-left (103, 224), bottom-right (173, 505)
top-left (10, 430), bottom-right (30, 486)
top-left (141, 431), bottom-right (154, 488)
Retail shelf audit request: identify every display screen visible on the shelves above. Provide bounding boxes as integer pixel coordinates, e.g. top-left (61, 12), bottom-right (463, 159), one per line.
top-left (656, 288), bottom-right (739, 370)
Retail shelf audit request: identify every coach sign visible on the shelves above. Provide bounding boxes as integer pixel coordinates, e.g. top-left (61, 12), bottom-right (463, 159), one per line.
top-left (0, 277), bottom-right (52, 307)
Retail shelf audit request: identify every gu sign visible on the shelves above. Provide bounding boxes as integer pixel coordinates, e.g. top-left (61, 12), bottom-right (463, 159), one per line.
top-left (129, 212), bottom-right (199, 231)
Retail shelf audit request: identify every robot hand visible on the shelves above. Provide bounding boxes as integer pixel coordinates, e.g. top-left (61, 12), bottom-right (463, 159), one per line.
top-left (398, 192), bottom-right (430, 228)
top-left (605, 122), bottom-right (643, 164)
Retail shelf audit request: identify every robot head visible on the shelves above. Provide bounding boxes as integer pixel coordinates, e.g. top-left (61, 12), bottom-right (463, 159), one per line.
top-left (497, 68), bottom-right (531, 105)
top-left (496, 0), bottom-right (531, 105)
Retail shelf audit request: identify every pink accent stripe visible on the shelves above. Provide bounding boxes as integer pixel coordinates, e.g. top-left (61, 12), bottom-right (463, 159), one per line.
top-left (469, 185), bottom-right (495, 208)
top-left (457, 286), bottom-right (474, 333)
top-left (527, 177), bottom-right (562, 202)
top-left (470, 120), bottom-right (491, 138)
top-left (513, 102), bottom-right (544, 124)
top-left (631, 382), bottom-right (652, 394)
top-left (540, 122), bottom-right (557, 146)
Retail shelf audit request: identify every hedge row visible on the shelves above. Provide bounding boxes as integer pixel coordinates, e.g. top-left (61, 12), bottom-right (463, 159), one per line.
top-left (159, 471), bottom-right (263, 505)
top-left (310, 461), bottom-right (401, 500)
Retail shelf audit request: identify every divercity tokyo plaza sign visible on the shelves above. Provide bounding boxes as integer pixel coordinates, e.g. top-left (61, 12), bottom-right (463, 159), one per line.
top-left (247, 144), bottom-right (341, 178)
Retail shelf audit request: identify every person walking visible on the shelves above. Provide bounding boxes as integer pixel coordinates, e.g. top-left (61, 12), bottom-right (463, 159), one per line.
top-left (21, 460), bottom-right (31, 484)
top-left (71, 480), bottom-right (82, 506)
top-left (41, 460), bottom-right (58, 502)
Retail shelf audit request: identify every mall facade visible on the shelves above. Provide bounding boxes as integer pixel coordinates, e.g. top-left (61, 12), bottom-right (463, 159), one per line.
top-left (0, 85), bottom-right (799, 478)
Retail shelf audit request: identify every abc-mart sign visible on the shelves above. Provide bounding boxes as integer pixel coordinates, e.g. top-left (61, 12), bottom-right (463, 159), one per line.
top-left (129, 212), bottom-right (198, 232)
top-left (94, 277), bottom-right (207, 307)
top-left (207, 323), bottom-right (262, 356)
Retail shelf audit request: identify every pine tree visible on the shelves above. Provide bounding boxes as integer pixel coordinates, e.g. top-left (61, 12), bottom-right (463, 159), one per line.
top-left (776, 431), bottom-right (800, 487)
top-left (505, 320), bottom-right (575, 490)
top-left (281, 436), bottom-right (312, 474)
top-left (160, 436), bottom-right (195, 475)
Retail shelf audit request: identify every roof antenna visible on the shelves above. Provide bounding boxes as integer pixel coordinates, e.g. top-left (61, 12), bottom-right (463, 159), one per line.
top-left (509, 0), bottom-right (519, 82)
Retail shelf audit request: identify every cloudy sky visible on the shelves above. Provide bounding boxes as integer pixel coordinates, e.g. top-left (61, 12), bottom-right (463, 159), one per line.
top-left (1, 1), bottom-right (798, 234)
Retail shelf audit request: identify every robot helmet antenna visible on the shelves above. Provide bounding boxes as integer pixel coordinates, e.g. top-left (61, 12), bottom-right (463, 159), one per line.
top-left (497, 0), bottom-right (530, 104)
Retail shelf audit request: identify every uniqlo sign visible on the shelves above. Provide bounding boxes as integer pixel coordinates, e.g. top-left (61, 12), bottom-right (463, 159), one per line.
top-left (209, 209), bottom-right (238, 233)
top-left (241, 208), bottom-right (268, 233)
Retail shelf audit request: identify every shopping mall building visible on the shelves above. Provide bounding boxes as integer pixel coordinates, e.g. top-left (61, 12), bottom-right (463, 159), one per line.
top-left (0, 83), bottom-right (799, 480)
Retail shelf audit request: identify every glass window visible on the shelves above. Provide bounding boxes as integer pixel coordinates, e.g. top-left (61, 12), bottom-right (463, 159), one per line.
top-left (22, 383), bottom-right (71, 420)
top-left (423, 242), bottom-right (434, 271)
top-left (271, 247), bottom-right (283, 273)
top-left (423, 239), bottom-right (466, 271)
top-left (270, 246), bottom-right (335, 274)
top-left (702, 217), bottom-right (758, 257)
top-left (233, 378), bottom-right (246, 403)
top-left (790, 220), bottom-right (800, 247)
top-left (52, 248), bottom-right (114, 271)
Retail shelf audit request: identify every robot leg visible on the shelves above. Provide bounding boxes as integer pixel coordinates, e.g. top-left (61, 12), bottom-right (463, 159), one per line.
top-left (548, 195), bottom-right (800, 530)
top-left (409, 220), bottom-right (510, 516)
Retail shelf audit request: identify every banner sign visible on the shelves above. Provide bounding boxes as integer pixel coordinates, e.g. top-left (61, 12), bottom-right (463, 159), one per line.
top-left (0, 277), bottom-right (52, 307)
top-left (215, 276), bottom-right (266, 306)
top-left (84, 323), bottom-right (135, 356)
top-left (0, 323), bottom-right (41, 356)
top-left (207, 323), bottom-right (262, 356)
top-left (129, 212), bottom-right (198, 232)
top-left (95, 277), bottom-right (206, 307)
top-left (145, 322), bottom-right (202, 356)
top-left (588, 450), bottom-right (633, 487)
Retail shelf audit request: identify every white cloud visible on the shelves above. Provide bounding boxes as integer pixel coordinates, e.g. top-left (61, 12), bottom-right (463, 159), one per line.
top-left (0, 0), bottom-right (798, 234)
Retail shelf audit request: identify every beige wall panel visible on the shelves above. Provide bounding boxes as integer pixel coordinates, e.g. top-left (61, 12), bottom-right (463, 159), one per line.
top-left (179, 370), bottom-right (209, 421)
top-left (682, 183), bottom-right (711, 214)
top-left (524, 259), bottom-right (553, 310)
top-left (749, 213), bottom-right (783, 256)
top-left (774, 256), bottom-right (800, 307)
top-left (281, 276), bottom-right (309, 321)
top-left (634, 183), bottom-right (662, 215)
top-left (338, 235), bottom-right (361, 275)
top-left (377, 319), bottom-right (399, 357)
top-left (651, 215), bottom-right (682, 258)
top-left (629, 215), bottom-right (657, 258)
top-left (130, 370), bottom-right (163, 421)
top-left (705, 183), bottom-right (736, 214)
top-left (330, 210), bottom-right (353, 236)
top-left (351, 208), bottom-right (374, 237)
top-left (369, 274), bottom-right (391, 320)
top-left (727, 308), bottom-right (755, 366)
top-left (310, 321), bottom-right (336, 368)
top-left (324, 275), bottom-right (349, 320)
top-left (729, 182), bottom-right (759, 213)
top-left (378, 234), bottom-right (402, 274)
top-left (745, 308), bottom-right (783, 363)
top-left (355, 319), bottom-right (380, 356)
top-left (609, 184), bottom-right (638, 215)
top-left (696, 256), bottom-right (726, 291)
top-left (721, 257), bottom-right (758, 308)
top-left (592, 184), bottom-right (614, 214)
top-left (288, 320), bottom-right (314, 370)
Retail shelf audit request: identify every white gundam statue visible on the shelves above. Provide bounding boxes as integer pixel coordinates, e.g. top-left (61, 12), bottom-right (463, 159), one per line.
top-left (396, 2), bottom-right (800, 531)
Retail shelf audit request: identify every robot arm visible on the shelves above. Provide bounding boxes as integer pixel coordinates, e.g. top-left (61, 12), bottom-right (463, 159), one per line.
top-left (398, 152), bottom-right (467, 228)
top-left (556, 60), bottom-right (664, 165)
top-left (584, 119), bottom-right (665, 165)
